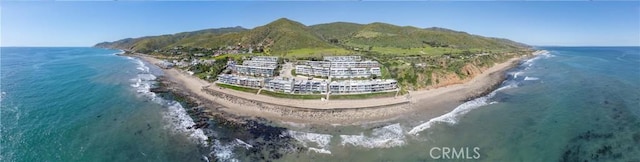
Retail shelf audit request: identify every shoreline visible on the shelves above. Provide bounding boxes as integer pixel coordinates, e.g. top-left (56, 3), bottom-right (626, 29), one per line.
top-left (129, 52), bottom-right (541, 124)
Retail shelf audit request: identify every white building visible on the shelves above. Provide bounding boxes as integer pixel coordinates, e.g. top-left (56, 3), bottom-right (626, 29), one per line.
top-left (265, 77), bottom-right (293, 93)
top-left (217, 74), bottom-right (263, 88)
top-left (251, 56), bottom-right (279, 62)
top-left (232, 56), bottom-right (279, 77)
top-left (295, 56), bottom-right (381, 78)
top-left (293, 79), bottom-right (329, 94)
top-left (329, 79), bottom-right (398, 94)
top-left (324, 56), bottom-right (361, 62)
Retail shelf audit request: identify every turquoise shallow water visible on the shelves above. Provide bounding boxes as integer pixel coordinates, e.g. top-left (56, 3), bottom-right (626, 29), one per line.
top-left (1, 47), bottom-right (206, 161)
top-left (1, 47), bottom-right (639, 161)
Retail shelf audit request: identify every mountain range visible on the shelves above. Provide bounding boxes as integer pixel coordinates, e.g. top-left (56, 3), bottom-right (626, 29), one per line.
top-left (94, 18), bottom-right (528, 55)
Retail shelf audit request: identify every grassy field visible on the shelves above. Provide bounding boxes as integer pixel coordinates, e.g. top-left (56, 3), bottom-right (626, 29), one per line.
top-left (370, 46), bottom-right (463, 56)
top-left (284, 48), bottom-right (352, 58)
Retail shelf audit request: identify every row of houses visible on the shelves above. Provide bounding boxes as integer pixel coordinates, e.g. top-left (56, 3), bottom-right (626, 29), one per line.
top-left (159, 59), bottom-right (215, 69)
top-left (328, 79), bottom-right (397, 94)
top-left (217, 74), bottom-right (397, 94)
top-left (217, 74), bottom-right (262, 88)
top-left (295, 65), bottom-right (381, 78)
top-left (231, 56), bottom-right (280, 77)
top-left (251, 56), bottom-right (279, 62)
top-left (324, 56), bottom-right (361, 62)
top-left (305, 60), bottom-right (379, 68)
top-left (295, 56), bottom-right (381, 78)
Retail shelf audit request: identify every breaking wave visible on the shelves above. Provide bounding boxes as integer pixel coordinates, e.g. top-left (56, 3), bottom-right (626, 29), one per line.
top-left (287, 130), bottom-right (333, 154)
top-left (208, 139), bottom-right (253, 162)
top-left (112, 50), bottom-right (124, 55)
top-left (340, 123), bottom-right (406, 148)
top-left (128, 57), bottom-right (208, 145)
top-left (407, 83), bottom-right (515, 135)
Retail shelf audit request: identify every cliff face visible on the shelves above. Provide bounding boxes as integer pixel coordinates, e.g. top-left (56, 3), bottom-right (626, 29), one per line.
top-left (428, 63), bottom-right (489, 89)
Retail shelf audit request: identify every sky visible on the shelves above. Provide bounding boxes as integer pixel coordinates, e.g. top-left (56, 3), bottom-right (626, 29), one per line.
top-left (1, 1), bottom-right (639, 47)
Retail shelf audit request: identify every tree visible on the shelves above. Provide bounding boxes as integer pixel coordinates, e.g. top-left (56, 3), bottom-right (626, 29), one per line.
top-left (329, 38), bottom-right (339, 44)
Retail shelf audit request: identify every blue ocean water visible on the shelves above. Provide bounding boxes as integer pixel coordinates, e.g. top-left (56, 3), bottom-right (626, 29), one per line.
top-left (1, 47), bottom-right (639, 161)
top-left (1, 47), bottom-right (207, 161)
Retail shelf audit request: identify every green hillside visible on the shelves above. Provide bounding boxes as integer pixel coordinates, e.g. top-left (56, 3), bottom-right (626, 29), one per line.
top-left (97, 18), bottom-right (342, 54)
top-left (96, 18), bottom-right (528, 56)
top-left (310, 22), bottom-right (364, 40)
top-left (95, 26), bottom-right (249, 52)
top-left (309, 22), bottom-right (529, 56)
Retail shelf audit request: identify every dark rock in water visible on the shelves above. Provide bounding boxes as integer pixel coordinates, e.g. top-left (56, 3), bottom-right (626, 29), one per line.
top-left (152, 74), bottom-right (304, 161)
top-left (561, 129), bottom-right (632, 162)
top-left (96, 115), bottom-right (102, 118)
top-left (150, 87), bottom-right (170, 93)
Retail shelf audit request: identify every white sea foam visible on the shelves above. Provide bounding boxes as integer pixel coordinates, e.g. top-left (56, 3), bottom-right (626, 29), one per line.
top-left (524, 51), bottom-right (554, 67)
top-left (209, 139), bottom-right (253, 162)
top-left (512, 71), bottom-right (523, 79)
top-left (287, 130), bottom-right (333, 154)
top-left (524, 76), bottom-right (540, 81)
top-left (308, 147), bottom-right (332, 154)
top-left (235, 138), bottom-right (253, 149)
top-left (512, 51), bottom-right (556, 79)
top-left (408, 83), bottom-right (517, 136)
top-left (162, 101), bottom-right (209, 144)
top-left (210, 140), bottom-right (239, 162)
top-left (112, 50), bottom-right (125, 55)
top-left (128, 57), bottom-right (208, 145)
top-left (340, 123), bottom-right (406, 148)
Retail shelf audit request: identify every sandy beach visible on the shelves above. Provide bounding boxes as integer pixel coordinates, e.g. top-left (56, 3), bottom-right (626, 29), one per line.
top-left (134, 53), bottom-right (536, 124)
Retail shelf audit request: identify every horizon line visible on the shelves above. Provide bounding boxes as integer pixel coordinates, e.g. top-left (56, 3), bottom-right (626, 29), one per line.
top-left (3, 45), bottom-right (640, 48)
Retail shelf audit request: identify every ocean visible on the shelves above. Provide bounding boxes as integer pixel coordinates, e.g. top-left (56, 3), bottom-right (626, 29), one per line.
top-left (1, 47), bottom-right (207, 161)
top-left (1, 47), bottom-right (639, 161)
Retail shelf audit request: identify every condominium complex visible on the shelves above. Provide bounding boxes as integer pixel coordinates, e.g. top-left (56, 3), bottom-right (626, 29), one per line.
top-left (251, 56), bottom-right (279, 62)
top-left (217, 55), bottom-right (398, 95)
top-left (217, 74), bottom-right (262, 88)
top-left (218, 74), bottom-right (397, 94)
top-left (328, 79), bottom-right (397, 94)
top-left (264, 78), bottom-right (329, 94)
top-left (324, 55), bottom-right (361, 62)
top-left (295, 56), bottom-right (381, 78)
top-left (232, 56), bottom-right (279, 77)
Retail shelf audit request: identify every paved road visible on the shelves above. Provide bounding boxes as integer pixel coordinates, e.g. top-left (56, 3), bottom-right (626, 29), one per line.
top-left (280, 62), bottom-right (294, 78)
